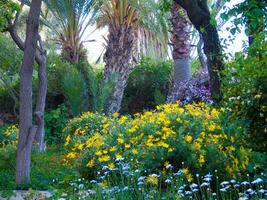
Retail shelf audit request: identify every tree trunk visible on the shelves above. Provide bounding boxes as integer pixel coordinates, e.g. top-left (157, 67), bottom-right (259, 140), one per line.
top-left (103, 25), bottom-right (134, 114)
top-left (171, 2), bottom-right (192, 84)
top-left (35, 55), bottom-right (47, 153)
top-left (174, 0), bottom-right (224, 102)
top-left (197, 34), bottom-right (207, 69)
top-left (167, 2), bottom-right (191, 102)
top-left (16, 0), bottom-right (42, 185)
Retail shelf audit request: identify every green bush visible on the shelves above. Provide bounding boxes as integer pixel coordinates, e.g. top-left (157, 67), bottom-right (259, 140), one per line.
top-left (64, 102), bottom-right (251, 181)
top-left (44, 105), bottom-right (70, 144)
top-left (0, 34), bottom-right (22, 114)
top-left (222, 34), bottom-right (267, 152)
top-left (121, 56), bottom-right (173, 114)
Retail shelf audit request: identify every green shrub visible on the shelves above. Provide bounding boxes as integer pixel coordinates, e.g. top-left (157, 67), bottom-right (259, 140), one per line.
top-left (64, 102), bottom-right (251, 181)
top-left (222, 34), bottom-right (267, 152)
top-left (44, 105), bottom-right (70, 144)
top-left (121, 56), bottom-right (173, 114)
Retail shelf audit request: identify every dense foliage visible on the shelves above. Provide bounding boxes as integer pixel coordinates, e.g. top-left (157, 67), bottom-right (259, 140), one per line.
top-left (64, 102), bottom-right (251, 181)
top-left (222, 35), bottom-right (267, 151)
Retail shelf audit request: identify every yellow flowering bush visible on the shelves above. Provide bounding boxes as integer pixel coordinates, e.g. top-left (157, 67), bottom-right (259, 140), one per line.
top-left (64, 102), bottom-right (251, 181)
top-left (0, 124), bottom-right (18, 147)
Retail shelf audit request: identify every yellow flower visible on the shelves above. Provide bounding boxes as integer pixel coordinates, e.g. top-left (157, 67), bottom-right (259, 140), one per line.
top-left (117, 138), bottom-right (124, 144)
top-left (185, 135), bottom-right (193, 143)
top-left (211, 108), bottom-right (219, 118)
top-left (98, 155), bottom-right (110, 162)
top-left (77, 143), bottom-right (83, 150)
top-left (208, 124), bottom-right (216, 132)
top-left (198, 155), bottom-right (205, 166)
top-left (145, 175), bottom-right (158, 186)
top-left (103, 150), bottom-right (108, 154)
top-left (125, 144), bottom-right (130, 149)
top-left (112, 112), bottom-right (119, 118)
top-left (66, 152), bottom-right (78, 159)
top-left (164, 161), bottom-right (170, 169)
top-left (194, 142), bottom-right (201, 150)
top-left (95, 151), bottom-right (103, 156)
top-left (227, 146), bottom-right (236, 151)
top-left (182, 168), bottom-right (193, 182)
top-left (110, 146), bottom-right (117, 152)
top-left (131, 149), bottom-right (138, 155)
top-left (64, 135), bottom-right (71, 146)
top-left (108, 163), bottom-right (115, 170)
top-left (176, 117), bottom-right (182, 123)
top-left (116, 154), bottom-right (122, 159)
top-left (86, 159), bottom-right (95, 168)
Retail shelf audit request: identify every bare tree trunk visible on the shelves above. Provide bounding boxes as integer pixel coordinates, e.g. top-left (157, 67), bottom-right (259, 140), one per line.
top-left (7, 2), bottom-right (48, 154)
top-left (35, 52), bottom-right (47, 153)
top-left (16, 0), bottom-right (42, 185)
top-left (197, 34), bottom-right (207, 69)
top-left (174, 0), bottom-right (224, 102)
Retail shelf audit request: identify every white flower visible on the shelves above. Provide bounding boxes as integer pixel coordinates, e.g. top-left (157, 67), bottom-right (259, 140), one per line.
top-left (166, 164), bottom-right (173, 170)
top-left (190, 183), bottom-right (198, 189)
top-left (220, 181), bottom-right (229, 186)
top-left (137, 181), bottom-right (144, 186)
top-left (200, 182), bottom-right (209, 187)
top-left (138, 176), bottom-right (146, 182)
top-left (90, 180), bottom-right (97, 184)
top-left (185, 191), bottom-right (192, 196)
top-left (165, 179), bottom-right (172, 184)
top-left (230, 179), bottom-right (236, 184)
top-left (192, 189), bottom-right (199, 193)
top-left (173, 170), bottom-right (183, 176)
top-left (241, 181), bottom-right (250, 186)
top-left (251, 178), bottom-right (263, 184)
top-left (203, 177), bottom-right (212, 182)
top-left (258, 189), bottom-right (266, 193)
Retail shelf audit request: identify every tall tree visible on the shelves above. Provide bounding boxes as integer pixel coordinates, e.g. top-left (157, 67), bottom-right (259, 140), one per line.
top-left (98, 0), bottom-right (168, 114)
top-left (5, 1), bottom-right (47, 153)
top-left (11, 0), bottom-right (43, 185)
top-left (174, 0), bottom-right (224, 102)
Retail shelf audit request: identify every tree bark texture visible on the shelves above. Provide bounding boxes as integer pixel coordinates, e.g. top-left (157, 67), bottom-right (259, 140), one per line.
top-left (171, 2), bottom-right (192, 84)
top-left (174, 0), bottom-right (224, 102)
top-left (167, 2), bottom-right (192, 103)
top-left (16, 0), bottom-right (42, 185)
top-left (7, 4), bottom-right (47, 154)
top-left (34, 52), bottom-right (47, 153)
top-left (103, 25), bottom-right (135, 114)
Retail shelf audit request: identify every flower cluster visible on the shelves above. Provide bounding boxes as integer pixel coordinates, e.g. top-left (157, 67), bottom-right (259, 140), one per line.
top-left (64, 102), bottom-right (250, 181)
top-left (167, 69), bottom-right (212, 105)
top-left (0, 124), bottom-right (18, 147)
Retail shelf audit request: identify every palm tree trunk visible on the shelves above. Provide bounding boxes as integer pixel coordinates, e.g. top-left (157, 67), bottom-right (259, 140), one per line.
top-left (103, 25), bottom-right (135, 114)
top-left (168, 2), bottom-right (191, 102)
top-left (171, 2), bottom-right (191, 82)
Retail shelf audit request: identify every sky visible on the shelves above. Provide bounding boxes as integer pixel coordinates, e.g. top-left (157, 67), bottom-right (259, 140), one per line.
top-left (83, 0), bottom-right (247, 62)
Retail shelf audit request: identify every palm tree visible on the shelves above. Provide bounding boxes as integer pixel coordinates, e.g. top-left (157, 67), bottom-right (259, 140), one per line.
top-left (171, 2), bottom-right (191, 84)
top-left (167, 2), bottom-right (191, 102)
top-left (97, 0), bottom-right (169, 114)
top-left (43, 0), bottom-right (99, 63)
